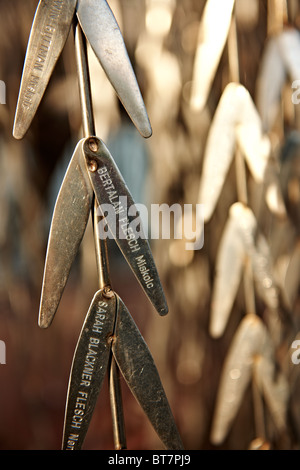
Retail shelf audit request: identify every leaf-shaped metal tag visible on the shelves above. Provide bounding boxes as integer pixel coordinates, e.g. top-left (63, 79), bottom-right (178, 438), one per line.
top-left (250, 234), bottom-right (279, 310)
top-left (76, 0), bottom-right (152, 139)
top-left (62, 290), bottom-right (116, 450)
top-left (253, 355), bottom-right (289, 434)
top-left (83, 137), bottom-right (168, 317)
top-left (256, 35), bottom-right (286, 132)
top-left (13, 0), bottom-right (77, 140)
top-left (277, 28), bottom-right (300, 83)
top-left (264, 156), bottom-right (287, 218)
top-left (197, 83), bottom-right (270, 222)
top-left (235, 88), bottom-right (271, 183)
top-left (112, 295), bottom-right (183, 450)
top-left (283, 241), bottom-right (300, 309)
top-left (210, 203), bottom-right (257, 338)
top-left (190, 0), bottom-right (235, 112)
top-left (39, 140), bottom-right (93, 328)
top-left (257, 28), bottom-right (300, 133)
top-left (211, 314), bottom-right (270, 445)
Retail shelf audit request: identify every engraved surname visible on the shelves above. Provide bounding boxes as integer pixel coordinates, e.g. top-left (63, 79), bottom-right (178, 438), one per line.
top-left (71, 391), bottom-right (88, 430)
top-left (21, 0), bottom-right (65, 109)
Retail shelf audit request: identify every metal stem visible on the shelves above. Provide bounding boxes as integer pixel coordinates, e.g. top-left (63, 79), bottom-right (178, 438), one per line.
top-left (74, 20), bottom-right (127, 450)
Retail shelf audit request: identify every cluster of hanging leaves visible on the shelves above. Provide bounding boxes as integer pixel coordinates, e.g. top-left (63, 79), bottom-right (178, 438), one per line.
top-left (133, 0), bottom-right (300, 450)
top-left (1, 0), bottom-right (300, 451)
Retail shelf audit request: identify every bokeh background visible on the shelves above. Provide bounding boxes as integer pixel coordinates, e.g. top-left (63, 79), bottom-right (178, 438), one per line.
top-left (0, 0), bottom-right (300, 450)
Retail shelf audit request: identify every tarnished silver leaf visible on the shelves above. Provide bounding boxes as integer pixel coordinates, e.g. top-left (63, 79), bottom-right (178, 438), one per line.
top-left (211, 314), bottom-right (271, 445)
top-left (210, 203), bottom-right (257, 338)
top-left (190, 0), bottom-right (235, 112)
top-left (253, 355), bottom-right (289, 434)
top-left (76, 0), bottom-right (152, 138)
top-left (256, 35), bottom-right (286, 133)
top-left (257, 28), bottom-right (300, 133)
top-left (250, 234), bottom-right (280, 310)
top-left (282, 241), bottom-right (300, 309)
top-left (197, 83), bottom-right (270, 222)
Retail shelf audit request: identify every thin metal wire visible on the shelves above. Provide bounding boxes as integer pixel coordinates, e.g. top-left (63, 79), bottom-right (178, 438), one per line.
top-left (74, 20), bottom-right (127, 450)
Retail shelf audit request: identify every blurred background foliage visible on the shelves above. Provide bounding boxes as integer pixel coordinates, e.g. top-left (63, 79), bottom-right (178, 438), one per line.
top-left (0, 0), bottom-right (300, 450)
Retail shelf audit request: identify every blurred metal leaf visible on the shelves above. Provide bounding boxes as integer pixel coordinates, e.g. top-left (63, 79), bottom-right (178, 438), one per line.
top-left (210, 203), bottom-right (257, 338)
top-left (250, 234), bottom-right (280, 310)
top-left (277, 28), bottom-right (300, 83)
top-left (198, 83), bottom-right (270, 222)
top-left (253, 355), bottom-right (289, 434)
top-left (282, 241), bottom-right (300, 309)
top-left (256, 35), bottom-right (286, 133)
top-left (211, 314), bottom-right (272, 445)
top-left (248, 437), bottom-right (271, 450)
top-left (190, 0), bottom-right (235, 112)
top-left (257, 28), bottom-right (300, 133)
top-left (264, 156), bottom-right (287, 218)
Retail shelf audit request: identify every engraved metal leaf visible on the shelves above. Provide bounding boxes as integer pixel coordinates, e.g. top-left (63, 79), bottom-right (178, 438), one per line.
top-left (190, 0), bottom-right (235, 112)
top-left (62, 291), bottom-right (116, 450)
top-left (13, 0), bottom-right (77, 139)
top-left (210, 203), bottom-right (257, 338)
top-left (83, 137), bottom-right (168, 317)
top-left (210, 314), bottom-right (272, 445)
top-left (197, 83), bottom-right (270, 223)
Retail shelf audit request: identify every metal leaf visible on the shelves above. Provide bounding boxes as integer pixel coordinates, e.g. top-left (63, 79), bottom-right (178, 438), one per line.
top-left (253, 355), bottom-right (289, 434)
top-left (282, 241), bottom-right (300, 309)
top-left (112, 295), bottom-right (184, 450)
top-left (39, 140), bottom-right (93, 328)
top-left (256, 35), bottom-right (286, 133)
top-left (249, 234), bottom-right (280, 310)
top-left (235, 89), bottom-right (271, 183)
top-left (211, 314), bottom-right (271, 445)
top-left (197, 83), bottom-right (270, 222)
top-left (190, 0), bottom-right (235, 112)
top-left (264, 157), bottom-right (287, 218)
top-left (13, 0), bottom-right (77, 139)
top-left (210, 203), bottom-right (257, 338)
top-left (276, 28), bottom-right (300, 82)
top-left (83, 137), bottom-right (168, 317)
top-left (76, 0), bottom-right (152, 138)
top-left (257, 28), bottom-right (300, 133)
top-left (62, 290), bottom-right (116, 450)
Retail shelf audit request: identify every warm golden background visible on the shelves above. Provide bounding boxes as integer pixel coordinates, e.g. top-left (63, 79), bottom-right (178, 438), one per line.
top-left (0, 0), bottom-right (300, 450)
